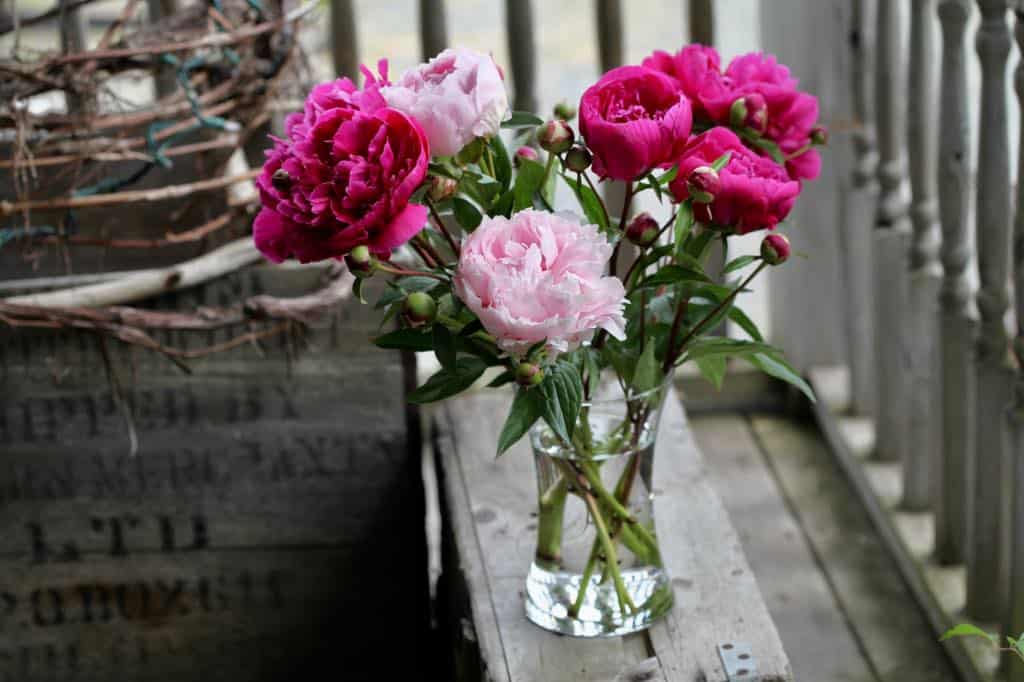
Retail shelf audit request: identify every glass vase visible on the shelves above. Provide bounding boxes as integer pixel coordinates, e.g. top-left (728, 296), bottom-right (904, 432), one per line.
top-left (525, 377), bottom-right (673, 637)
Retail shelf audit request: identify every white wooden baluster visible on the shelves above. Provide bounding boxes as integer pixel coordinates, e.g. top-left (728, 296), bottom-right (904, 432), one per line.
top-left (1006, 10), bottom-right (1024, 676)
top-left (935, 0), bottom-right (976, 565)
top-left (904, 0), bottom-right (943, 510)
top-left (846, 0), bottom-right (879, 419)
top-left (873, 0), bottom-right (911, 464)
top-left (968, 0), bottom-right (1015, 622)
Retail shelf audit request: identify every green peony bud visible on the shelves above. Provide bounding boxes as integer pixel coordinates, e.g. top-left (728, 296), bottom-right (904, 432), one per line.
top-left (564, 145), bottom-right (593, 173)
top-left (537, 119), bottom-right (574, 154)
top-left (760, 233), bottom-right (791, 265)
top-left (403, 291), bottom-right (437, 326)
top-left (344, 245), bottom-right (375, 278)
top-left (553, 101), bottom-right (577, 121)
top-left (516, 362), bottom-right (544, 387)
top-left (625, 212), bottom-right (660, 248)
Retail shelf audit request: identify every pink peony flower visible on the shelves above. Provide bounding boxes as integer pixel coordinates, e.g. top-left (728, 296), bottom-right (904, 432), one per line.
top-left (641, 44), bottom-right (729, 120)
top-left (454, 210), bottom-right (626, 355)
top-left (704, 52), bottom-right (821, 181)
top-left (382, 48), bottom-right (509, 157)
top-left (578, 65), bottom-right (693, 181)
top-left (253, 66), bottom-right (430, 263)
top-left (669, 127), bottom-right (800, 234)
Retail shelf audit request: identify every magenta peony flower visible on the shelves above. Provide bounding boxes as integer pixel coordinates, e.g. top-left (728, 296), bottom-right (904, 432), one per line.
top-left (253, 67), bottom-right (430, 263)
top-left (641, 44), bottom-right (729, 121)
top-left (382, 48), bottom-right (509, 157)
top-left (669, 127), bottom-right (800, 234)
top-left (578, 65), bottom-right (693, 181)
top-left (454, 210), bottom-right (626, 355)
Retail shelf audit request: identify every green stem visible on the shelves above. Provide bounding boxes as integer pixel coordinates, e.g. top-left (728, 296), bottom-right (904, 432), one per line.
top-left (535, 476), bottom-right (569, 568)
top-left (580, 488), bottom-right (637, 614)
top-left (578, 462), bottom-right (659, 552)
top-left (569, 538), bottom-right (602, 617)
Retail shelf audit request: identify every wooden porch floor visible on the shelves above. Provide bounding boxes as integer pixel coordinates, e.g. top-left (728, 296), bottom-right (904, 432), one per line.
top-left (688, 400), bottom-right (960, 680)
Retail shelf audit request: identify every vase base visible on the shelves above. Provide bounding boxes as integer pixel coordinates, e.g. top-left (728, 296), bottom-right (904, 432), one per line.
top-left (524, 561), bottom-right (673, 637)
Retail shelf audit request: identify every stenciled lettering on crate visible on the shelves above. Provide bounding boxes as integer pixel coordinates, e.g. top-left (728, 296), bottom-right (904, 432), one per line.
top-left (0, 274), bottom-right (428, 682)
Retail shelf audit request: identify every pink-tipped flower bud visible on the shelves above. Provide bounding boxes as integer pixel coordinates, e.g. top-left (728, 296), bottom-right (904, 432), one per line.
top-left (730, 93), bottom-right (768, 135)
top-left (403, 291), bottom-right (437, 326)
top-left (693, 202), bottom-right (714, 225)
top-left (344, 245), bottom-right (375, 278)
top-left (516, 362), bottom-right (544, 387)
top-left (428, 175), bottom-right (459, 202)
top-left (514, 145), bottom-right (540, 167)
top-left (564, 145), bottom-right (592, 173)
top-left (760, 233), bottom-right (791, 265)
top-left (553, 101), bottom-right (577, 121)
top-left (625, 212), bottom-right (660, 248)
top-left (810, 125), bottom-right (828, 146)
top-left (537, 119), bottom-right (574, 154)
top-left (685, 165), bottom-right (721, 204)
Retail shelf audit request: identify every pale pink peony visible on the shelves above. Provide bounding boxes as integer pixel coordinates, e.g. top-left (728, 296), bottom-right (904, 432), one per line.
top-left (382, 47), bottom-right (509, 157)
top-left (454, 210), bottom-right (626, 356)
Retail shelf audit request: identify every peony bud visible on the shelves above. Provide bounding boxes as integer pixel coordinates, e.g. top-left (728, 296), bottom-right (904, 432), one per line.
top-left (760, 233), bottom-right (791, 265)
top-left (810, 125), bottom-right (828, 146)
top-left (625, 212), bottom-right (660, 247)
top-left (271, 168), bottom-right (291, 191)
top-left (730, 93), bottom-right (767, 135)
top-left (516, 362), bottom-right (544, 387)
top-left (514, 145), bottom-right (540, 167)
top-left (685, 165), bottom-right (720, 204)
top-left (564, 145), bottom-right (592, 173)
top-left (693, 202), bottom-right (714, 225)
top-left (345, 245), bottom-right (375, 278)
top-left (428, 175), bottom-right (459, 202)
top-left (553, 101), bottom-right (577, 121)
top-left (403, 291), bottom-right (437, 326)
top-left (537, 119), bottom-right (574, 154)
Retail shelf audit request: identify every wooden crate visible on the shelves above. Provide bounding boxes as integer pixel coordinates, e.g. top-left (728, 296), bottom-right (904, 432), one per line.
top-left (434, 389), bottom-right (792, 682)
top-left (0, 269), bottom-right (430, 681)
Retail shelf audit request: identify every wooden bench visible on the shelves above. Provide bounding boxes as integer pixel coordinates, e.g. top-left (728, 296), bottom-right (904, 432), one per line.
top-left (434, 388), bottom-right (792, 682)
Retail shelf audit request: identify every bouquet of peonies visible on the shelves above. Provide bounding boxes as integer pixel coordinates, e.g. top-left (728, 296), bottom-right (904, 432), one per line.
top-left (253, 44), bottom-right (823, 636)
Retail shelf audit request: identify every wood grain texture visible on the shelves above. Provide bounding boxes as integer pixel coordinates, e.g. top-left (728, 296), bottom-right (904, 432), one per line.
top-left (935, 0), bottom-right (976, 566)
top-left (0, 274), bottom-right (430, 681)
top-left (434, 389), bottom-right (791, 682)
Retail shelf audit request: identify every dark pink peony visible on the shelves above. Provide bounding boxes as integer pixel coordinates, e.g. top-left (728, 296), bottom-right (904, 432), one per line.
top-left (641, 44), bottom-right (729, 121)
top-left (578, 65), bottom-right (693, 181)
top-left (253, 64), bottom-right (430, 263)
top-left (669, 127), bottom-right (800, 234)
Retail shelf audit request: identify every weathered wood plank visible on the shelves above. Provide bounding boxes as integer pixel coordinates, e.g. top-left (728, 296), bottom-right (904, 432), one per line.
top-left (968, 0), bottom-right (1015, 623)
top-left (751, 415), bottom-right (961, 681)
top-left (435, 389), bottom-right (791, 681)
top-left (935, 0), bottom-right (976, 566)
top-left (689, 414), bottom-right (876, 681)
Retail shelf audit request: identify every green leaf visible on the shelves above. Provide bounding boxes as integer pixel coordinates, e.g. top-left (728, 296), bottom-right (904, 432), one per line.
top-left (632, 339), bottom-right (662, 394)
top-left (657, 166), bottom-right (679, 185)
top-left (491, 189), bottom-right (514, 217)
top-left (685, 229), bottom-right (716, 260)
top-left (538, 361), bottom-right (584, 443)
top-left (640, 265), bottom-right (711, 288)
top-left (452, 197), bottom-right (483, 231)
top-left (744, 352), bottom-right (816, 403)
top-left (749, 136), bottom-right (785, 165)
top-left (353, 277), bottom-right (366, 304)
top-left (940, 624), bottom-right (999, 645)
top-left (407, 357), bottom-right (488, 404)
top-left (728, 306), bottom-right (764, 341)
top-left (488, 135), bottom-right (512, 191)
top-left (374, 328), bottom-right (434, 351)
top-left (711, 151), bottom-right (733, 172)
top-left (497, 388), bottom-right (543, 455)
top-left (459, 173), bottom-right (501, 207)
top-left (501, 111), bottom-right (544, 128)
top-left (488, 368), bottom-right (516, 388)
top-left (723, 254), bottom-right (759, 275)
top-left (695, 356), bottom-right (727, 390)
top-left (673, 201), bottom-right (694, 256)
top-left (514, 158), bottom-right (547, 211)
top-left (561, 173), bottom-right (609, 232)
top-left (458, 318), bottom-right (485, 337)
top-left (683, 338), bottom-right (776, 361)
top-left (433, 325), bottom-right (456, 369)
top-left (375, 276), bottom-right (441, 309)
